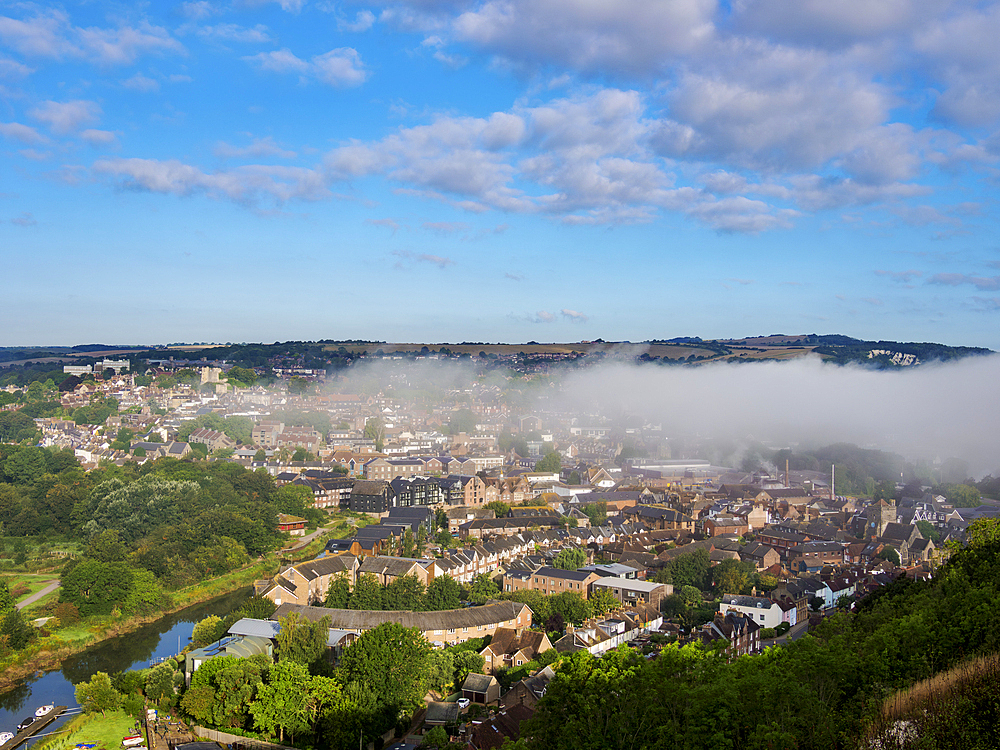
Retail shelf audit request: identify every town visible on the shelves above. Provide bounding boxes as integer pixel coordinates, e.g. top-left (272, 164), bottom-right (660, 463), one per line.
top-left (2, 345), bottom-right (998, 750)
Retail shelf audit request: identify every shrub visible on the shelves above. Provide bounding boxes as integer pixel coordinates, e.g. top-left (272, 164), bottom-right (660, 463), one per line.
top-left (53, 602), bottom-right (80, 625)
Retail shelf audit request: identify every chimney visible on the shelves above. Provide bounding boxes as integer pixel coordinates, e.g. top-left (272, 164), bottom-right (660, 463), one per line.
top-left (566, 623), bottom-right (574, 635)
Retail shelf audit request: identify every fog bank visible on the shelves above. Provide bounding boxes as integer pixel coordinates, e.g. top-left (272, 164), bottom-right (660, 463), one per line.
top-left (556, 355), bottom-right (1000, 476)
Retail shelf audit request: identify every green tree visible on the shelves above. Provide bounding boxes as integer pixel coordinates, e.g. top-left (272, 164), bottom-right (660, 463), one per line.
top-left (553, 547), bottom-right (586, 571)
top-left (1, 607), bottom-right (35, 650)
top-left (144, 661), bottom-right (178, 703)
top-left (588, 588), bottom-right (619, 616)
top-left (339, 622), bottom-right (432, 712)
top-left (384, 574), bottom-right (426, 611)
top-left (227, 366), bottom-right (258, 387)
top-left (967, 517), bottom-right (1000, 548)
top-left (364, 417), bottom-right (385, 452)
top-left (468, 573), bottom-right (500, 605)
top-left (535, 451), bottom-right (562, 472)
top-left (251, 660), bottom-right (311, 743)
top-left (712, 558), bottom-right (755, 595)
top-left (581, 501), bottom-right (608, 526)
top-left (75, 672), bottom-right (122, 716)
top-left (876, 547), bottom-right (901, 565)
top-left (324, 573), bottom-right (351, 609)
top-left (453, 650), bottom-right (485, 686)
top-left (192, 615), bottom-right (225, 647)
top-left (486, 500), bottom-right (510, 519)
top-left (550, 591), bottom-right (591, 625)
top-left (944, 483), bottom-right (981, 508)
top-left (426, 648), bottom-right (455, 692)
top-left (670, 548), bottom-right (712, 590)
top-left (915, 520), bottom-right (941, 543)
top-left (60, 559), bottom-right (134, 616)
top-left (424, 574), bottom-right (463, 611)
top-left (350, 573), bottom-right (384, 610)
top-left (276, 611), bottom-right (331, 667)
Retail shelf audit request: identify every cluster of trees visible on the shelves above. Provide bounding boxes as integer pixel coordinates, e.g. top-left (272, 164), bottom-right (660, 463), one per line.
top-left (518, 521), bottom-right (1000, 750)
top-left (321, 572), bottom-right (467, 612)
top-left (179, 617), bottom-right (448, 748)
top-left (0, 447), bottom-right (317, 641)
top-left (499, 587), bottom-right (620, 634)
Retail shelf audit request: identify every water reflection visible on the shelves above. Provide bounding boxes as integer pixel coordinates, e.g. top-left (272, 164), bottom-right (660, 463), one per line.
top-left (0, 588), bottom-right (250, 737)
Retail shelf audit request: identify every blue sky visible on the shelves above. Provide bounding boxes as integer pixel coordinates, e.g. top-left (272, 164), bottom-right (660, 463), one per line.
top-left (2, 0), bottom-right (1000, 347)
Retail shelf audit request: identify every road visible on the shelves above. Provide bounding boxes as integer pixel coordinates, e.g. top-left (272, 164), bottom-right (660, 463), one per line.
top-left (16, 581), bottom-right (60, 610)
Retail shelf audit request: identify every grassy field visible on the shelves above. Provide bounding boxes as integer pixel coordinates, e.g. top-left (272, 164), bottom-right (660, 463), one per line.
top-left (36, 710), bottom-right (139, 750)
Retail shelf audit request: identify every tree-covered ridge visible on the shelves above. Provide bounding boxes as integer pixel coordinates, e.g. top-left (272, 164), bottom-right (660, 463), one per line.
top-left (520, 525), bottom-right (1000, 750)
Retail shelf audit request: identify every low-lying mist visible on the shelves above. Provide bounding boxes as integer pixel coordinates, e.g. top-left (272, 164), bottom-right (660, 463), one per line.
top-left (331, 353), bottom-right (1000, 477)
top-left (554, 354), bottom-right (1000, 477)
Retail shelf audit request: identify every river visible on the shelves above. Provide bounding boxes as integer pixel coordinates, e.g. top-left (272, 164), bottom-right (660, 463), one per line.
top-left (0, 587), bottom-right (250, 744)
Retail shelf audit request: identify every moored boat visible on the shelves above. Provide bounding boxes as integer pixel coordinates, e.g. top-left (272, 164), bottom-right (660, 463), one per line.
top-left (0, 731), bottom-right (15, 745)
top-left (34, 705), bottom-right (55, 718)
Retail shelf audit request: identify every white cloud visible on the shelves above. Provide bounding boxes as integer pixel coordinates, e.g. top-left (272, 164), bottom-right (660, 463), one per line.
top-left (197, 24), bottom-right (272, 43)
top-left (312, 48), bottom-right (368, 87)
top-left (80, 129), bottom-right (118, 146)
top-left (214, 136), bottom-right (297, 159)
top-left (0, 121), bottom-right (47, 144)
top-left (0, 10), bottom-right (183, 65)
top-left (244, 47), bottom-right (368, 86)
top-left (10, 212), bottom-right (37, 226)
top-left (451, 0), bottom-right (716, 74)
top-left (93, 157), bottom-right (329, 205)
top-left (0, 55), bottom-right (32, 78)
top-left (121, 73), bottom-right (160, 92)
top-left (181, 1), bottom-right (218, 20)
top-left (338, 11), bottom-right (376, 32)
top-left (29, 100), bottom-right (101, 134)
top-left (561, 308), bottom-right (588, 322)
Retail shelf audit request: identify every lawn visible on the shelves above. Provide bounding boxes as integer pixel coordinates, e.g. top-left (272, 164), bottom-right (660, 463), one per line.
top-left (37, 710), bottom-right (139, 750)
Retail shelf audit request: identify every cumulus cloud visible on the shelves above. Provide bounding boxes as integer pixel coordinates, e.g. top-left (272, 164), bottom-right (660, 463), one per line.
top-left (0, 10), bottom-right (183, 65)
top-left (121, 73), bottom-right (160, 92)
top-left (451, 0), bottom-right (715, 74)
top-left (0, 55), bottom-right (32, 78)
top-left (80, 129), bottom-right (118, 146)
top-left (244, 47), bottom-right (368, 87)
top-left (561, 308), bottom-right (588, 322)
top-left (0, 121), bottom-right (48, 144)
top-left (338, 11), bottom-right (376, 32)
top-left (29, 100), bottom-right (100, 134)
top-left (92, 157), bottom-right (329, 205)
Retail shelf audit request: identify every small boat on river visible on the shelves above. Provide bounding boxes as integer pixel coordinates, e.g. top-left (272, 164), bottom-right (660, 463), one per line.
top-left (35, 705), bottom-right (55, 718)
top-left (0, 731), bottom-right (15, 745)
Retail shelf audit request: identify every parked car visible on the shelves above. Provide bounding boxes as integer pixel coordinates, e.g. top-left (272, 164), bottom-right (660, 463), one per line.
top-left (457, 698), bottom-right (471, 709)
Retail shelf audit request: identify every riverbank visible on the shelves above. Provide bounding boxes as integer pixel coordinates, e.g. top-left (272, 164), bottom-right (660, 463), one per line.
top-left (0, 555), bottom-right (280, 695)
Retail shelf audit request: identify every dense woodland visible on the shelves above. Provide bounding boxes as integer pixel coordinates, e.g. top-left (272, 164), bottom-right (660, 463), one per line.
top-left (0, 448), bottom-right (320, 630)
